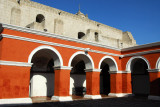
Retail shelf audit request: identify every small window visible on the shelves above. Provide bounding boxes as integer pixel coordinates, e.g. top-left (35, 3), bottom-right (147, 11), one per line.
top-left (78, 32), bottom-right (85, 39)
top-left (95, 32), bottom-right (99, 41)
top-left (36, 14), bottom-right (45, 23)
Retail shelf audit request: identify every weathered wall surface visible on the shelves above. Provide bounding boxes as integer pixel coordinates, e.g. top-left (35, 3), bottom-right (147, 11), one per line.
top-left (0, 0), bottom-right (136, 48)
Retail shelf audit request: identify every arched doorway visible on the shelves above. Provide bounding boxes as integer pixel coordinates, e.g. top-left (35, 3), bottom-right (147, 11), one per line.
top-left (99, 56), bottom-right (118, 95)
top-left (130, 57), bottom-right (150, 97)
top-left (69, 52), bottom-right (94, 96)
top-left (28, 46), bottom-right (63, 97)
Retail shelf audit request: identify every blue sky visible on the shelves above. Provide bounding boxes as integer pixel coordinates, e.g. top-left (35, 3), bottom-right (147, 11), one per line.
top-left (32, 0), bottom-right (160, 45)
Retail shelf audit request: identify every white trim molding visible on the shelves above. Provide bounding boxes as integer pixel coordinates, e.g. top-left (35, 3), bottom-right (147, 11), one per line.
top-left (28, 45), bottom-right (63, 67)
top-left (0, 60), bottom-right (32, 67)
top-left (3, 23), bottom-right (120, 51)
top-left (148, 95), bottom-right (160, 101)
top-left (148, 69), bottom-right (160, 72)
top-left (51, 96), bottom-right (72, 102)
top-left (84, 95), bottom-right (102, 99)
top-left (126, 56), bottom-right (151, 72)
top-left (121, 49), bottom-right (160, 58)
top-left (156, 57), bottom-right (160, 69)
top-left (98, 56), bottom-right (118, 72)
top-left (3, 34), bottom-right (121, 57)
top-left (109, 71), bottom-right (131, 74)
top-left (54, 66), bottom-right (72, 70)
top-left (68, 51), bottom-right (94, 69)
top-left (85, 69), bottom-right (101, 72)
top-left (121, 42), bottom-right (160, 52)
top-left (108, 93), bottom-right (132, 97)
top-left (0, 98), bottom-right (32, 105)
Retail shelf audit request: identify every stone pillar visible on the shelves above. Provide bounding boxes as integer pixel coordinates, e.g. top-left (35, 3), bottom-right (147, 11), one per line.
top-left (148, 69), bottom-right (160, 100)
top-left (51, 66), bottom-right (72, 101)
top-left (0, 61), bottom-right (32, 104)
top-left (84, 69), bottom-right (102, 99)
top-left (109, 71), bottom-right (132, 97)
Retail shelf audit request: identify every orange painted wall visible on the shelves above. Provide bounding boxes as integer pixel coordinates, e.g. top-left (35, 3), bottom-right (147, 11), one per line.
top-left (0, 65), bottom-right (30, 99)
top-left (86, 72), bottom-right (100, 95)
top-left (0, 27), bottom-right (160, 98)
top-left (110, 74), bottom-right (123, 93)
top-left (122, 74), bottom-right (132, 93)
top-left (54, 69), bottom-right (71, 96)
top-left (149, 72), bottom-right (160, 96)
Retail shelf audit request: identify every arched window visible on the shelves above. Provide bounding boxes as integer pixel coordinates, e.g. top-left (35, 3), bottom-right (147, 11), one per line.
top-left (78, 32), bottom-right (85, 39)
top-left (95, 32), bottom-right (99, 42)
top-left (36, 14), bottom-right (45, 23)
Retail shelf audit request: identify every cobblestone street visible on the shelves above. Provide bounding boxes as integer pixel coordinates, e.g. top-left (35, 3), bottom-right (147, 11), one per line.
top-left (2, 97), bottom-right (160, 107)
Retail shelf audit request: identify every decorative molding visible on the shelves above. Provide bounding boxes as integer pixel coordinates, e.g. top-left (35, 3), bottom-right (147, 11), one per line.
top-left (28, 45), bottom-right (63, 67)
top-left (84, 95), bottom-right (102, 99)
top-left (108, 93), bottom-right (132, 97)
top-left (85, 69), bottom-right (102, 72)
top-left (122, 42), bottom-right (160, 52)
top-left (68, 51), bottom-right (95, 69)
top-left (98, 56), bottom-right (118, 71)
top-left (2, 23), bottom-right (120, 51)
top-left (109, 71), bottom-right (131, 74)
top-left (54, 66), bottom-right (72, 70)
top-left (148, 95), bottom-right (160, 101)
top-left (51, 96), bottom-right (72, 102)
top-left (126, 56), bottom-right (151, 72)
top-left (0, 98), bottom-right (32, 105)
top-left (0, 60), bottom-right (32, 67)
top-left (2, 34), bottom-right (121, 57)
top-left (148, 69), bottom-right (160, 72)
top-left (156, 57), bottom-right (160, 69)
top-left (121, 49), bottom-right (160, 58)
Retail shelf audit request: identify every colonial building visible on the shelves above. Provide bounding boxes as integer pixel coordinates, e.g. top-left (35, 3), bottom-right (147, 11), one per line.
top-left (0, 0), bottom-right (160, 105)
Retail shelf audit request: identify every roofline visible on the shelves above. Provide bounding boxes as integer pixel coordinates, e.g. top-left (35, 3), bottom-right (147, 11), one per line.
top-left (2, 23), bottom-right (160, 53)
top-left (2, 23), bottom-right (121, 51)
top-left (121, 42), bottom-right (160, 52)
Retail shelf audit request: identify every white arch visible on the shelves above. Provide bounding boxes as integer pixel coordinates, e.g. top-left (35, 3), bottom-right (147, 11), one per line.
top-left (98, 56), bottom-right (118, 71)
top-left (156, 57), bottom-right (160, 69)
top-left (68, 51), bottom-right (94, 69)
top-left (126, 56), bottom-right (151, 72)
top-left (28, 45), bottom-right (63, 66)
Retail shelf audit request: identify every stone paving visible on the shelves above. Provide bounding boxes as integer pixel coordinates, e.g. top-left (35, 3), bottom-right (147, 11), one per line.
top-left (1, 96), bottom-right (160, 107)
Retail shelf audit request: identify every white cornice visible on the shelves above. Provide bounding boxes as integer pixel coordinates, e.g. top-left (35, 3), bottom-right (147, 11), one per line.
top-left (85, 69), bottom-right (102, 72)
top-left (2, 34), bottom-right (121, 57)
top-left (148, 69), bottom-right (160, 72)
top-left (0, 60), bottom-right (32, 67)
top-left (121, 49), bottom-right (160, 58)
top-left (122, 42), bottom-right (160, 52)
top-left (54, 66), bottom-right (72, 70)
top-left (109, 71), bottom-right (131, 74)
top-left (2, 23), bottom-right (120, 51)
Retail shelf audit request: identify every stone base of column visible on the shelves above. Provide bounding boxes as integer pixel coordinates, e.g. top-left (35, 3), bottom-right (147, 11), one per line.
top-left (148, 95), bottom-right (160, 101)
top-left (84, 95), bottom-right (102, 99)
top-left (108, 93), bottom-right (132, 97)
top-left (51, 96), bottom-right (72, 102)
top-left (0, 98), bottom-right (32, 105)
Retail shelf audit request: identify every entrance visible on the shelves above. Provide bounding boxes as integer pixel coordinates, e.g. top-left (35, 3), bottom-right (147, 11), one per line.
top-left (100, 63), bottom-right (110, 95)
top-left (131, 58), bottom-right (150, 96)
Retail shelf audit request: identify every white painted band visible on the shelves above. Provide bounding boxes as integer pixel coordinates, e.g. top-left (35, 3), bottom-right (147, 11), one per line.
top-left (0, 98), bottom-right (32, 105)
top-left (0, 60), bottom-right (32, 67)
top-left (51, 96), bottom-right (72, 102)
top-left (85, 69), bottom-right (102, 72)
top-left (84, 95), bottom-right (102, 99)
top-left (108, 93), bottom-right (132, 97)
top-left (148, 69), bottom-right (160, 72)
top-left (54, 66), bottom-right (72, 70)
top-left (2, 34), bottom-right (121, 57)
